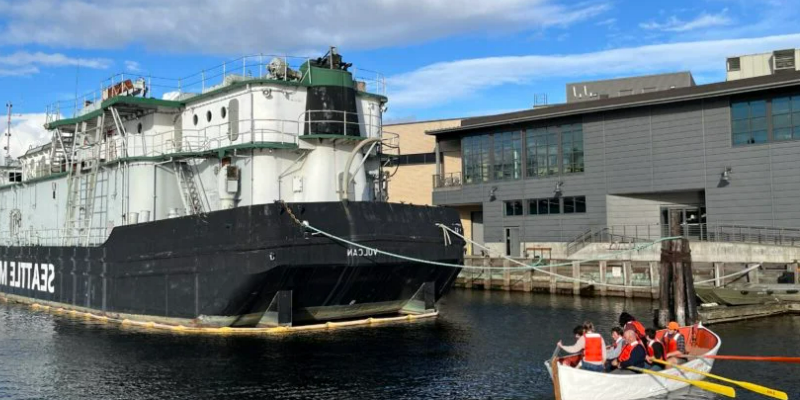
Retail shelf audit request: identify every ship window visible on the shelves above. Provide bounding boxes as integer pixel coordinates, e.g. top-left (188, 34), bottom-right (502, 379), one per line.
top-left (137, 122), bottom-right (143, 134)
top-left (221, 106), bottom-right (227, 119)
top-left (193, 114), bottom-right (198, 126)
top-left (206, 110), bottom-right (212, 123)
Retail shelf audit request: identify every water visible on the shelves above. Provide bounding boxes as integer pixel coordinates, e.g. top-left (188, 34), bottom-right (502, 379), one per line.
top-left (1, 291), bottom-right (798, 400)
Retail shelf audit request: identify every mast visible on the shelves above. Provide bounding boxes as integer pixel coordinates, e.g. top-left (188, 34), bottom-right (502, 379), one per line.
top-left (3, 102), bottom-right (10, 166)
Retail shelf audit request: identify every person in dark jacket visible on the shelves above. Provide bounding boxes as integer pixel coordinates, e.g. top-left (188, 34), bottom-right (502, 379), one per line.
top-left (644, 328), bottom-right (666, 371)
top-left (611, 330), bottom-right (646, 374)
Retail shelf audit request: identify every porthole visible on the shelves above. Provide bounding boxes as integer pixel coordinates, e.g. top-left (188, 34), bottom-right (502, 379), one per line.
top-left (193, 114), bottom-right (198, 126)
top-left (221, 106), bottom-right (227, 119)
top-left (137, 122), bottom-right (143, 134)
top-left (206, 110), bottom-right (212, 122)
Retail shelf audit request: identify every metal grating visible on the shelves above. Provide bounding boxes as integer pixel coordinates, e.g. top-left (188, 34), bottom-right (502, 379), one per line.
top-left (773, 49), bottom-right (796, 70)
top-left (727, 57), bottom-right (741, 72)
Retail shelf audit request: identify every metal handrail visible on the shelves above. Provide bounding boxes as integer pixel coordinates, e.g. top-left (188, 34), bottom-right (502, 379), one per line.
top-left (45, 54), bottom-right (387, 121)
top-left (432, 172), bottom-right (462, 189)
top-left (0, 227), bottom-right (108, 247)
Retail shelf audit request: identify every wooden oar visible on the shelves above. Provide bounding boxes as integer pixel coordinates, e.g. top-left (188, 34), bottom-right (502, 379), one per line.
top-left (694, 355), bottom-right (800, 364)
top-left (652, 359), bottom-right (787, 400)
top-left (627, 366), bottom-right (736, 398)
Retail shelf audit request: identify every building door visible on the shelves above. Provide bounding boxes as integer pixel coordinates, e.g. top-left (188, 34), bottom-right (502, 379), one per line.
top-left (661, 206), bottom-right (707, 239)
top-left (505, 227), bottom-right (520, 257)
top-left (471, 211), bottom-right (483, 256)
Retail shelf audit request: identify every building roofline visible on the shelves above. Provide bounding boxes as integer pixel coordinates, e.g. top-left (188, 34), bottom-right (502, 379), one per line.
top-left (427, 70), bottom-right (800, 136)
top-left (383, 116), bottom-right (464, 126)
top-left (565, 70), bottom-right (693, 87)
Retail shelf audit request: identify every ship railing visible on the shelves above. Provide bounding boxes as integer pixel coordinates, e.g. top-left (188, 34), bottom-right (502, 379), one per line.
top-left (44, 54), bottom-right (386, 122)
top-left (0, 227), bottom-right (108, 247)
top-left (296, 109), bottom-right (381, 138)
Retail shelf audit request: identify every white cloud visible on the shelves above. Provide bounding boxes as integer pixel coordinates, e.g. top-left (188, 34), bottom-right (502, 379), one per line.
top-left (640, 9), bottom-right (732, 32)
top-left (124, 60), bottom-right (141, 72)
top-left (1, 113), bottom-right (50, 159)
top-left (0, 51), bottom-right (111, 76)
top-left (0, 0), bottom-right (610, 54)
top-left (387, 33), bottom-right (800, 109)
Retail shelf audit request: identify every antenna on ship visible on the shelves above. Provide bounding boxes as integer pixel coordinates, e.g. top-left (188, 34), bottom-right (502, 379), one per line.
top-left (3, 101), bottom-right (11, 166)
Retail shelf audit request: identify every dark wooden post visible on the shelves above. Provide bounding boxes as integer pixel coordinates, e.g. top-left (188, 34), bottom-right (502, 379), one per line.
top-left (658, 241), bottom-right (673, 328)
top-left (673, 242), bottom-right (686, 327)
top-left (682, 238), bottom-right (698, 324)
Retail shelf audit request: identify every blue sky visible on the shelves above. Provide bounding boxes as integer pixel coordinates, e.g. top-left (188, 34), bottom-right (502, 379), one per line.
top-left (1, 0), bottom-right (800, 155)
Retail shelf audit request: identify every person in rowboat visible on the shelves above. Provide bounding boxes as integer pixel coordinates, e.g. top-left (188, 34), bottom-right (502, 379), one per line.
top-left (604, 327), bottom-right (625, 372)
top-left (619, 312), bottom-right (646, 343)
top-left (558, 323), bottom-right (607, 372)
top-left (610, 330), bottom-right (647, 374)
top-left (663, 321), bottom-right (688, 364)
top-left (644, 328), bottom-right (666, 371)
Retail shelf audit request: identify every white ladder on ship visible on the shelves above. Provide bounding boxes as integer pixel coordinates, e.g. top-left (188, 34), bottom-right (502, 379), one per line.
top-left (63, 114), bottom-right (104, 246)
top-left (173, 160), bottom-right (206, 215)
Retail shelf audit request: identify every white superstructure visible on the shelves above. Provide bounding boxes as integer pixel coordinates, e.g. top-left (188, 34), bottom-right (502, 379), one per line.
top-left (0, 49), bottom-right (398, 247)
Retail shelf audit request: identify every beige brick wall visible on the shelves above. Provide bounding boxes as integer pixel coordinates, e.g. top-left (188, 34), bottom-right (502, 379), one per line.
top-left (386, 119), bottom-right (461, 155)
top-left (386, 118), bottom-right (462, 205)
top-left (389, 163), bottom-right (436, 205)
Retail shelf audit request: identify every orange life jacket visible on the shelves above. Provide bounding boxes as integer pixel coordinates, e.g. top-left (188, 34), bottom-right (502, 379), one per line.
top-left (584, 333), bottom-right (604, 363)
top-left (618, 342), bottom-right (641, 362)
top-left (663, 332), bottom-right (683, 354)
top-left (625, 320), bottom-right (646, 341)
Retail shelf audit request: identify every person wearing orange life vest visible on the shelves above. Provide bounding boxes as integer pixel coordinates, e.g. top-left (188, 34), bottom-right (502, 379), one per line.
top-left (558, 324), bottom-right (607, 372)
top-left (663, 321), bottom-right (688, 364)
top-left (611, 330), bottom-right (647, 374)
top-left (644, 328), bottom-right (666, 371)
top-left (619, 312), bottom-right (646, 343)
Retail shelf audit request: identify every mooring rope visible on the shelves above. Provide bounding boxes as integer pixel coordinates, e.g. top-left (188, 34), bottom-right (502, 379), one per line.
top-left (277, 201), bottom-right (763, 289)
top-left (694, 263), bottom-right (761, 285)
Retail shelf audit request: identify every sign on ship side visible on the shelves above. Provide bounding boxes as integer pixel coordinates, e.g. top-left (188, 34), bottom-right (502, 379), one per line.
top-left (0, 261), bottom-right (55, 293)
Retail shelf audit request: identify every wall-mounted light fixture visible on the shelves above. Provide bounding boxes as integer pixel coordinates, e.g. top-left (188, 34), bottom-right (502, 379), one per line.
top-left (489, 186), bottom-right (498, 201)
top-left (721, 166), bottom-right (732, 183)
top-left (262, 88), bottom-right (273, 99)
top-left (554, 181), bottom-right (564, 197)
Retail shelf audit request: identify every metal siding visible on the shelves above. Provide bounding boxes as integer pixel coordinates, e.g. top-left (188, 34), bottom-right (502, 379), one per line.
top-left (434, 92), bottom-right (800, 241)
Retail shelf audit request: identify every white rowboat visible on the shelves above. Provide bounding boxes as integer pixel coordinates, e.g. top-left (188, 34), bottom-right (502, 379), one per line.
top-left (545, 324), bottom-right (721, 400)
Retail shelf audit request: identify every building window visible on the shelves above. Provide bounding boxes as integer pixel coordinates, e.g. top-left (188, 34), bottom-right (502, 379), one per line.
top-left (561, 124), bottom-right (584, 174)
top-left (727, 57), bottom-right (741, 72)
top-left (771, 96), bottom-right (800, 141)
top-left (526, 127), bottom-right (558, 177)
top-left (462, 135), bottom-right (491, 184)
top-left (493, 131), bottom-right (522, 181)
top-left (505, 200), bottom-right (523, 216)
top-left (395, 152), bottom-right (436, 165)
top-left (731, 99), bottom-right (767, 145)
top-left (528, 198), bottom-right (561, 215)
top-left (563, 196), bottom-right (586, 214)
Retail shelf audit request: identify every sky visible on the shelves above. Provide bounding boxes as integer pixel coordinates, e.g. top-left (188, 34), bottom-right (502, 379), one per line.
top-left (1, 0), bottom-right (800, 157)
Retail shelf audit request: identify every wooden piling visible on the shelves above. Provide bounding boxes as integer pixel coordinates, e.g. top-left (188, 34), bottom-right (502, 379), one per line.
top-left (682, 239), bottom-right (698, 324)
top-left (793, 262), bottom-right (799, 285)
top-left (523, 268), bottom-right (532, 292)
top-left (465, 258), bottom-right (473, 289)
top-left (549, 261), bottom-right (557, 294)
top-left (658, 247), bottom-right (672, 328)
top-left (483, 257), bottom-right (491, 290)
top-left (623, 261), bottom-right (633, 298)
top-left (572, 261), bottom-right (581, 296)
top-left (648, 261), bottom-right (658, 298)
top-left (599, 261), bottom-right (607, 297)
top-left (673, 255), bottom-right (686, 327)
top-left (503, 259), bottom-right (511, 291)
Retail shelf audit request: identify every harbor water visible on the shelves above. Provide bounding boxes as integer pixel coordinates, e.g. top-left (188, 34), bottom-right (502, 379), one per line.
top-left (1, 291), bottom-right (798, 399)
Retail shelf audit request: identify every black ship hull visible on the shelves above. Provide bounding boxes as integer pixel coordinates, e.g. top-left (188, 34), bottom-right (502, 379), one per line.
top-left (0, 202), bottom-right (464, 327)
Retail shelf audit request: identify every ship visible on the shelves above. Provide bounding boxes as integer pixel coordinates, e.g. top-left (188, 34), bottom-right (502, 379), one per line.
top-left (0, 48), bottom-right (465, 328)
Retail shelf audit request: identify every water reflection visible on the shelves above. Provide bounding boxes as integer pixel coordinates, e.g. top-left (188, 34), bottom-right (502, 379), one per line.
top-left (1, 291), bottom-right (797, 399)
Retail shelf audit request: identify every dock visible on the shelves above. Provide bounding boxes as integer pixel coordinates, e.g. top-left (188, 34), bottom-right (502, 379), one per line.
top-left (699, 302), bottom-right (800, 325)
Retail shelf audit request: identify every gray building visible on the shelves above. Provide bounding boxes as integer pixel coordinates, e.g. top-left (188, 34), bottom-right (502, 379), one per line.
top-left (430, 69), bottom-right (800, 256)
top-left (566, 71), bottom-right (695, 103)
